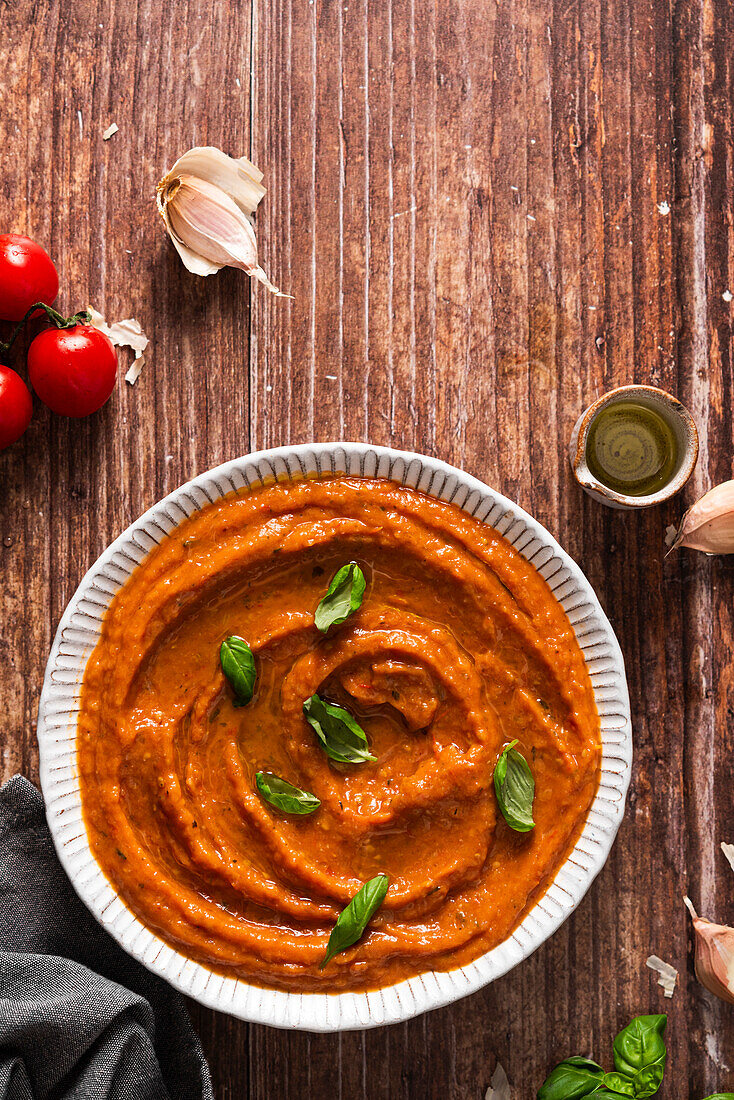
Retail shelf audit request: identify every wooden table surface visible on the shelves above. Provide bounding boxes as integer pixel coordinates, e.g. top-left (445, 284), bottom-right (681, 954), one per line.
top-left (2, 0), bottom-right (734, 1096)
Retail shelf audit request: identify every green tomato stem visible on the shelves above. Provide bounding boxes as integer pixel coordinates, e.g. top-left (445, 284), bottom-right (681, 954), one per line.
top-left (0, 302), bottom-right (92, 360)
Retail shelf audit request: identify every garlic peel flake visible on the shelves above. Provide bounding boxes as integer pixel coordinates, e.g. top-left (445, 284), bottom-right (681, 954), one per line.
top-left (88, 307), bottom-right (149, 384)
top-left (670, 480), bottom-right (734, 554)
top-left (125, 357), bottom-right (146, 385)
top-left (646, 954), bottom-right (678, 998)
top-left (485, 1062), bottom-right (511, 1100)
top-left (684, 896), bottom-right (734, 1005)
top-left (88, 308), bottom-right (148, 355)
top-left (722, 842), bottom-right (734, 874)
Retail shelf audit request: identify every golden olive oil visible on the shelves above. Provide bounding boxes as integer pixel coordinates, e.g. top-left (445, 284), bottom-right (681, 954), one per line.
top-left (586, 401), bottom-right (678, 496)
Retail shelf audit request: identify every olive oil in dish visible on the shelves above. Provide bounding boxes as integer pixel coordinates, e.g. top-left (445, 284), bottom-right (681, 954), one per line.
top-left (585, 401), bottom-right (678, 497)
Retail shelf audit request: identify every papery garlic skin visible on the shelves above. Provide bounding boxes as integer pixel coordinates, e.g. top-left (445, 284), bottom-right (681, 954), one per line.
top-left (484, 1063), bottom-right (511, 1100)
top-left (646, 954), bottom-right (678, 998)
top-left (88, 306), bottom-right (149, 384)
top-left (156, 146), bottom-right (288, 297)
top-left (671, 480), bottom-right (734, 553)
top-left (166, 146), bottom-right (266, 217)
top-left (684, 896), bottom-right (734, 1004)
top-left (722, 842), bottom-right (734, 873)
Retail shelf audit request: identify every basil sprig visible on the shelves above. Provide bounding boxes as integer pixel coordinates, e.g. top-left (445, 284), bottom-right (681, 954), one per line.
top-left (493, 739), bottom-right (535, 832)
top-left (303, 694), bottom-right (376, 764)
top-left (322, 873), bottom-right (389, 967)
top-left (536, 1057), bottom-right (605, 1098)
top-left (314, 562), bottom-right (366, 633)
top-left (607, 1014), bottom-right (667, 1097)
top-left (220, 635), bottom-right (256, 706)
top-left (537, 1015), bottom-right (668, 1099)
top-left (255, 772), bottom-right (321, 815)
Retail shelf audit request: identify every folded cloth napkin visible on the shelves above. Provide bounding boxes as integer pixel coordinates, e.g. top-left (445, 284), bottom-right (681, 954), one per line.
top-left (0, 775), bottom-right (214, 1100)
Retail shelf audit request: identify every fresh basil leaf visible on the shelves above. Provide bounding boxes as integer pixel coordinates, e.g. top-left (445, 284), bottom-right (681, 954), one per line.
top-left (314, 562), bottom-right (366, 633)
top-left (255, 772), bottom-right (321, 815)
top-left (220, 635), bottom-right (256, 706)
top-left (537, 1057), bottom-right (605, 1099)
top-left (602, 1073), bottom-right (635, 1097)
top-left (632, 1064), bottom-right (666, 1098)
top-left (303, 694), bottom-right (376, 764)
top-left (612, 1015), bottom-right (666, 1097)
top-left (494, 739), bottom-right (535, 832)
top-left (322, 873), bottom-right (389, 967)
top-left (700, 1094), bottom-right (734, 1098)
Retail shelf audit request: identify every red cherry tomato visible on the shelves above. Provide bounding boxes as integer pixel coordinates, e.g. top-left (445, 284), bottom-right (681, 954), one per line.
top-left (0, 364), bottom-right (33, 449)
top-left (0, 235), bottom-right (59, 322)
top-left (27, 326), bottom-right (118, 418)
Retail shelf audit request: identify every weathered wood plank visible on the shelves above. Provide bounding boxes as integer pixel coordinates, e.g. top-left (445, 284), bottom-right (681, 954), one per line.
top-left (678, 0), bottom-right (734, 1092)
top-left (1, 0), bottom-right (733, 1095)
top-left (0, 2), bottom-right (255, 1094)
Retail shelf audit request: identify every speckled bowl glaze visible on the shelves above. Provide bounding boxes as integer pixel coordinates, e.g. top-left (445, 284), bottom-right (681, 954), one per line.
top-left (569, 384), bottom-right (699, 509)
top-left (37, 443), bottom-right (632, 1032)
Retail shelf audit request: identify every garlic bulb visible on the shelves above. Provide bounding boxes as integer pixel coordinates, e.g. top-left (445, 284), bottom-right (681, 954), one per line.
top-left (684, 896), bottom-right (734, 1004)
top-left (670, 480), bottom-right (734, 553)
top-left (156, 146), bottom-right (288, 297)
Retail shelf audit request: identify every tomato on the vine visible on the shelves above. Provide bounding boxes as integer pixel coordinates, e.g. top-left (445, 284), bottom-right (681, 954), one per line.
top-left (0, 235), bottom-right (59, 322)
top-left (28, 324), bottom-right (117, 418)
top-left (0, 365), bottom-right (33, 449)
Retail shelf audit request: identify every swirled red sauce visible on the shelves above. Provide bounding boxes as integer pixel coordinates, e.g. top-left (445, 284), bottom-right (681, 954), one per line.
top-left (77, 476), bottom-right (601, 992)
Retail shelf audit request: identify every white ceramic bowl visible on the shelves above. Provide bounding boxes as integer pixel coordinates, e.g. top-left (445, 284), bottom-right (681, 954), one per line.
top-left (37, 443), bottom-right (632, 1032)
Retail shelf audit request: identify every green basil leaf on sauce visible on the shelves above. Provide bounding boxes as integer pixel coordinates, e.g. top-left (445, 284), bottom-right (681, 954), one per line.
top-left (314, 562), bottom-right (366, 633)
top-left (322, 873), bottom-right (389, 967)
top-left (255, 772), bottom-right (321, 815)
top-left (537, 1057), bottom-right (606, 1099)
top-left (220, 635), bottom-right (256, 706)
top-left (303, 694), bottom-right (376, 764)
top-left (493, 739), bottom-right (535, 832)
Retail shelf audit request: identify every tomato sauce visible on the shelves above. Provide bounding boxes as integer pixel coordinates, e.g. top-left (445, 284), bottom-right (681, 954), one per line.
top-left (77, 477), bottom-right (601, 992)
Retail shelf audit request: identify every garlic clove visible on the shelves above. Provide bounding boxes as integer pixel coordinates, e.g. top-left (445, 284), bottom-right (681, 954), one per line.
top-left (165, 175), bottom-right (260, 273)
top-left (156, 186), bottom-right (224, 276)
top-left (156, 150), bottom-right (289, 296)
top-left (670, 480), bottom-right (734, 554)
top-left (684, 896), bottom-right (734, 1004)
top-left (164, 146), bottom-right (266, 218)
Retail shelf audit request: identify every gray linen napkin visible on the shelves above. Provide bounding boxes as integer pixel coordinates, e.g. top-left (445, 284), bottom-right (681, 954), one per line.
top-left (0, 775), bottom-right (214, 1100)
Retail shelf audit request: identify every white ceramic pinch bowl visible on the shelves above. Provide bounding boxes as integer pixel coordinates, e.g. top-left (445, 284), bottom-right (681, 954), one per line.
top-left (37, 442), bottom-right (632, 1032)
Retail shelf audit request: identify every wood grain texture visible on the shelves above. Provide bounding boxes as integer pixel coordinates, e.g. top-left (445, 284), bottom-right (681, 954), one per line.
top-left (1, 0), bottom-right (733, 1095)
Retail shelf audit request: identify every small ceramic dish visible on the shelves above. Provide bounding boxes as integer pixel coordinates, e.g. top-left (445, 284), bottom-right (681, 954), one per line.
top-left (569, 384), bottom-right (699, 509)
top-left (37, 443), bottom-right (632, 1032)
